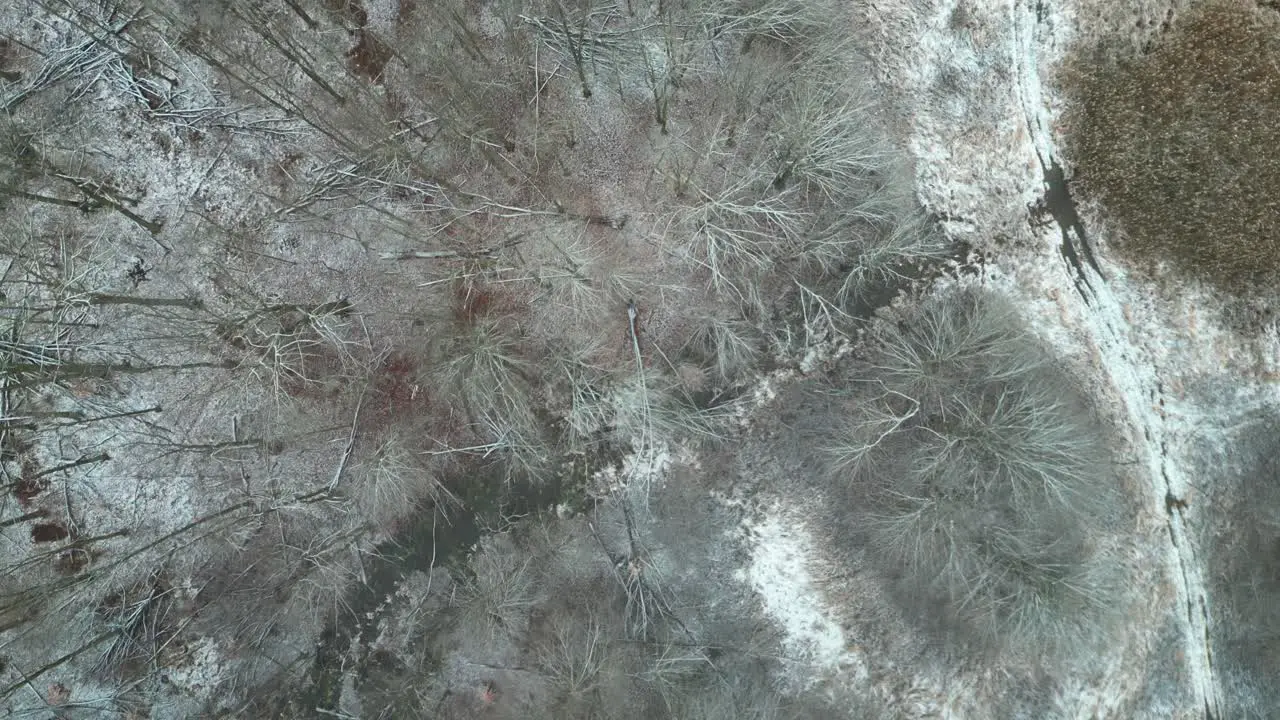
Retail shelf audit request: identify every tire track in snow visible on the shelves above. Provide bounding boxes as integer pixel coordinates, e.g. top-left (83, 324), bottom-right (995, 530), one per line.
top-left (1010, 1), bottom-right (1222, 716)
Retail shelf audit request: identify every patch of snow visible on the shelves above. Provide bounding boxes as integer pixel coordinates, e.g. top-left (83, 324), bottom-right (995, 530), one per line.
top-left (338, 654), bottom-right (364, 719)
top-left (624, 440), bottom-right (672, 489)
top-left (590, 440), bottom-right (672, 497)
top-left (163, 636), bottom-right (228, 695)
top-left (364, 0), bottom-right (400, 33)
top-left (736, 504), bottom-right (865, 690)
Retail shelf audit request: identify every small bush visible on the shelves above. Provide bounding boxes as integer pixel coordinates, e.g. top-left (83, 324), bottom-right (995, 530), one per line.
top-left (1061, 0), bottom-right (1280, 289)
top-left (429, 308), bottom-right (552, 478)
top-left (537, 235), bottom-right (642, 317)
top-left (681, 314), bottom-right (761, 385)
top-left (767, 77), bottom-right (888, 203)
top-left (355, 435), bottom-right (459, 526)
top-left (707, 0), bottom-right (847, 55)
top-left (455, 537), bottom-right (537, 640)
top-left (218, 299), bottom-right (360, 401)
top-left (824, 287), bottom-right (1122, 660)
top-left (836, 211), bottom-right (953, 305)
top-left (535, 613), bottom-right (614, 701)
top-left (438, 316), bottom-right (532, 420)
top-left (678, 182), bottom-right (807, 296)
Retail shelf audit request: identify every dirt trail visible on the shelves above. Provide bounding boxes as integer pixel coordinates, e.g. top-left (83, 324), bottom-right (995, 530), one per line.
top-left (1009, 1), bottom-right (1222, 716)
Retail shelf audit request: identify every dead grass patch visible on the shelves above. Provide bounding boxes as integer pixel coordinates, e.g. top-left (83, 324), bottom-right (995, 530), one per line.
top-left (1061, 0), bottom-right (1280, 291)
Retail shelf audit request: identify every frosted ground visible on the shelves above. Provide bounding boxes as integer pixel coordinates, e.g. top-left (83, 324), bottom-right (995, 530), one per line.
top-left (1, 0), bottom-right (1276, 717)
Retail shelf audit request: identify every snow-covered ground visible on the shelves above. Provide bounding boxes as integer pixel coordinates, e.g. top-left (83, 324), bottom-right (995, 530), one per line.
top-left (739, 507), bottom-right (856, 684)
top-left (2, 0), bottom-right (1269, 715)
top-left (728, 0), bottom-right (1279, 715)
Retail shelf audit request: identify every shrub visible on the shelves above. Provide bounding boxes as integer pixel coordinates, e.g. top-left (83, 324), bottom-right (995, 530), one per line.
top-left (537, 234), bottom-right (643, 317)
top-left (218, 298), bottom-right (361, 402)
top-left (678, 180), bottom-right (807, 297)
top-left (355, 435), bottom-right (459, 527)
top-left (1207, 418), bottom-right (1280, 715)
top-left (835, 210), bottom-right (953, 305)
top-left (767, 77), bottom-right (888, 203)
top-left (429, 308), bottom-right (552, 479)
top-left (824, 287), bottom-right (1122, 660)
top-left (706, 0), bottom-right (847, 55)
top-left (455, 536), bottom-right (537, 640)
top-left (438, 314), bottom-right (533, 422)
top-left (1061, 0), bottom-right (1280, 290)
top-left (535, 612), bottom-right (614, 701)
top-left (545, 345), bottom-right (615, 452)
top-left (681, 314), bottom-right (762, 385)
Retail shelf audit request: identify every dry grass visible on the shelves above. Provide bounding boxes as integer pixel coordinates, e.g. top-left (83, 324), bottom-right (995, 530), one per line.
top-left (1060, 0), bottom-right (1280, 290)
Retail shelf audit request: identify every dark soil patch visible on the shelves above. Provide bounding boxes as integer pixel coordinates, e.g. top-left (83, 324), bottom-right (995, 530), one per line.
top-left (32, 521), bottom-right (70, 542)
top-left (365, 351), bottom-right (425, 434)
top-left (348, 30), bottom-right (392, 82)
top-left (13, 478), bottom-right (44, 506)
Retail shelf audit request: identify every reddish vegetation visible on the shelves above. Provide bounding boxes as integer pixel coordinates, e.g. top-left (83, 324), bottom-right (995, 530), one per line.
top-left (14, 477), bottom-right (44, 505)
top-left (46, 683), bottom-right (71, 705)
top-left (455, 286), bottom-right (500, 322)
top-left (14, 458), bottom-right (44, 505)
top-left (31, 521), bottom-right (70, 542)
top-left (348, 30), bottom-right (392, 82)
top-left (397, 0), bottom-right (417, 25)
top-left (330, 0), bottom-right (392, 82)
top-left (365, 351), bottom-right (424, 433)
top-left (453, 280), bottom-right (531, 326)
